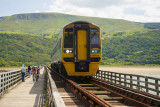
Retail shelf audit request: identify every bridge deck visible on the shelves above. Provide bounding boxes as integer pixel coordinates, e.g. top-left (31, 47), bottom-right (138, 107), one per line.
top-left (0, 68), bottom-right (45, 107)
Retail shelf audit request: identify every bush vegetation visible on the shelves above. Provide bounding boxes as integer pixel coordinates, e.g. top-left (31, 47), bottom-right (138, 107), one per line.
top-left (0, 31), bottom-right (56, 67)
top-left (0, 13), bottom-right (160, 67)
top-left (101, 29), bottom-right (160, 65)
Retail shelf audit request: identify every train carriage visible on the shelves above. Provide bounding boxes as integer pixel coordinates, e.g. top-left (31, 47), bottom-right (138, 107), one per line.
top-left (51, 21), bottom-right (102, 76)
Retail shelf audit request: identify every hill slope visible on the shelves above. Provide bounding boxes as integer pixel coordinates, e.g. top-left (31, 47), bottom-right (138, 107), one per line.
top-left (0, 28), bottom-right (160, 66)
top-left (0, 12), bottom-right (144, 34)
top-left (0, 12), bottom-right (160, 66)
top-left (0, 31), bottom-right (55, 66)
top-left (102, 29), bottom-right (160, 65)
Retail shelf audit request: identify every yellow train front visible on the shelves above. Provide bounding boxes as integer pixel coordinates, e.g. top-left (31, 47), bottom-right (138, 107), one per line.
top-left (51, 21), bottom-right (102, 76)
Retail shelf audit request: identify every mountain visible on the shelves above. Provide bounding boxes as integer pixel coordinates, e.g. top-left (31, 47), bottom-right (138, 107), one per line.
top-left (144, 23), bottom-right (160, 29)
top-left (0, 12), bottom-right (144, 34)
top-left (0, 12), bottom-right (160, 66)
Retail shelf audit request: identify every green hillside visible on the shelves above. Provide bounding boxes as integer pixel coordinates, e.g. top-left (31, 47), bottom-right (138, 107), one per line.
top-left (0, 12), bottom-right (160, 66)
top-left (0, 28), bottom-right (160, 66)
top-left (0, 31), bottom-right (56, 66)
top-left (0, 12), bottom-right (144, 34)
top-left (102, 29), bottom-right (160, 65)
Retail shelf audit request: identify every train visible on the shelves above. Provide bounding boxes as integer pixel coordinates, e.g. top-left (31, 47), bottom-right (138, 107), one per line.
top-left (51, 21), bottom-right (102, 77)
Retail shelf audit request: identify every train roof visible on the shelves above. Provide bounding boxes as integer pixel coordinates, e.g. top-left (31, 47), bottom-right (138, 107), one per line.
top-left (64, 21), bottom-right (98, 28)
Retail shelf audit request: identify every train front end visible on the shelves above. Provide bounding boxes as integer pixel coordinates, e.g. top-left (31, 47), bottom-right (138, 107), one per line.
top-left (61, 21), bottom-right (102, 76)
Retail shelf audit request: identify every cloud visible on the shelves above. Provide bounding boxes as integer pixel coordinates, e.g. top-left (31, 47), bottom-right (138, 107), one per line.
top-left (47, 0), bottom-right (160, 22)
top-left (59, 0), bottom-right (125, 8)
top-left (35, 10), bottom-right (41, 13)
top-left (124, 8), bottom-right (145, 16)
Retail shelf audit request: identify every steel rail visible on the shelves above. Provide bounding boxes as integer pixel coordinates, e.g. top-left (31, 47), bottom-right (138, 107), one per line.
top-left (91, 77), bottom-right (160, 106)
top-left (49, 67), bottom-right (160, 106)
top-left (49, 67), bottom-right (113, 107)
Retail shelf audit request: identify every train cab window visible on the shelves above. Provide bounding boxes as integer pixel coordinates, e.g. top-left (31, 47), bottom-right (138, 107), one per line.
top-left (91, 28), bottom-right (98, 33)
top-left (91, 33), bottom-right (100, 48)
top-left (64, 33), bottom-right (73, 48)
top-left (65, 28), bottom-right (73, 32)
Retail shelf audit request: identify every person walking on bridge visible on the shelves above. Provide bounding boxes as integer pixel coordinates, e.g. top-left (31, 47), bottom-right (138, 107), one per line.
top-left (36, 66), bottom-right (40, 82)
top-left (28, 65), bottom-right (31, 77)
top-left (32, 65), bottom-right (37, 81)
top-left (21, 64), bottom-right (26, 82)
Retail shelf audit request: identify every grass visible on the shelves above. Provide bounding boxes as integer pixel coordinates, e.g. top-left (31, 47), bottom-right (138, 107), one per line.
top-left (0, 12), bottom-right (144, 34)
top-left (0, 67), bottom-right (20, 71)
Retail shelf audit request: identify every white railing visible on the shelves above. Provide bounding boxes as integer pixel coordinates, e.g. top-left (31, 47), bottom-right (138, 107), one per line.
top-left (0, 70), bottom-right (28, 96)
top-left (94, 70), bottom-right (160, 96)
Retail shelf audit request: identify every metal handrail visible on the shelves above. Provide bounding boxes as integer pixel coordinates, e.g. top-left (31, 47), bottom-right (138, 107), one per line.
top-left (94, 70), bottom-right (160, 96)
top-left (0, 69), bottom-right (28, 96)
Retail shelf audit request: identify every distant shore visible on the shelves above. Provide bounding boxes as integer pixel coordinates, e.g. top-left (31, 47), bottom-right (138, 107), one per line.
top-left (1, 66), bottom-right (160, 75)
top-left (99, 66), bottom-right (160, 75)
top-left (0, 67), bottom-right (20, 72)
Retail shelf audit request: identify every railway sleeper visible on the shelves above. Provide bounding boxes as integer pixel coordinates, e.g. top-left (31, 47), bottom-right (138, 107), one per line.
top-left (83, 87), bottom-right (100, 90)
top-left (91, 78), bottom-right (160, 106)
top-left (101, 97), bottom-right (123, 100)
top-left (88, 91), bottom-right (111, 95)
top-left (79, 84), bottom-right (94, 87)
top-left (76, 91), bottom-right (92, 107)
top-left (79, 83), bottom-right (125, 106)
top-left (50, 67), bottom-right (156, 106)
top-left (82, 96), bottom-right (90, 107)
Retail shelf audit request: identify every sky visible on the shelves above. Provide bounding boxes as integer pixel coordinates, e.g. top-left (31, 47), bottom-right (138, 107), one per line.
top-left (0, 0), bottom-right (160, 22)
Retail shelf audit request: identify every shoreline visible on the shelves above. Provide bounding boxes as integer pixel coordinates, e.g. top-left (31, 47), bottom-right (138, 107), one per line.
top-left (0, 67), bottom-right (20, 72)
top-left (1, 66), bottom-right (160, 75)
top-left (99, 66), bottom-right (160, 75)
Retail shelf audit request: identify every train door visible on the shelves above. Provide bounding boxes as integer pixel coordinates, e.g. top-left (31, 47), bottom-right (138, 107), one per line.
top-left (77, 30), bottom-right (87, 60)
top-left (74, 25), bottom-right (90, 72)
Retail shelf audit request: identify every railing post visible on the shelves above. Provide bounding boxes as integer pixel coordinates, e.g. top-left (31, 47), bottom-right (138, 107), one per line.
top-left (130, 75), bottom-right (133, 89)
top-left (101, 71), bottom-right (103, 80)
top-left (124, 74), bottom-right (126, 87)
top-left (137, 76), bottom-right (140, 90)
top-left (111, 72), bottom-right (113, 82)
top-left (119, 74), bottom-right (121, 85)
top-left (145, 77), bottom-right (148, 93)
top-left (107, 71), bottom-right (109, 81)
top-left (114, 73), bottom-right (116, 84)
top-left (155, 79), bottom-right (158, 96)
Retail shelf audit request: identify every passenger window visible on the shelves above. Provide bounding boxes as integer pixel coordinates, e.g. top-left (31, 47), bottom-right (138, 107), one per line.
top-left (64, 33), bottom-right (73, 48)
top-left (91, 33), bottom-right (100, 48)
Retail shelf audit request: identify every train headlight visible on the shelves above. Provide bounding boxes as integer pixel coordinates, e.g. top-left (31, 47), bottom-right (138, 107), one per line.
top-left (64, 50), bottom-right (73, 53)
top-left (66, 50), bottom-right (70, 53)
top-left (91, 50), bottom-right (100, 53)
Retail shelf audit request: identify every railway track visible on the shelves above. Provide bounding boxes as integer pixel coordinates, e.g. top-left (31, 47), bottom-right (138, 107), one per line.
top-left (48, 67), bottom-right (160, 107)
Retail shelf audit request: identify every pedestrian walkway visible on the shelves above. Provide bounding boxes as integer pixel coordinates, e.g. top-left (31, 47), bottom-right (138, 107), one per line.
top-left (0, 68), bottom-right (45, 107)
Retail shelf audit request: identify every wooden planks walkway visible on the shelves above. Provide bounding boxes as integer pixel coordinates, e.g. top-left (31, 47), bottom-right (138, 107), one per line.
top-left (0, 68), bottom-right (45, 107)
